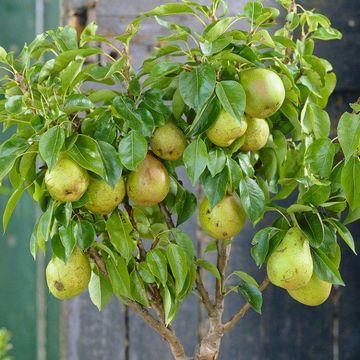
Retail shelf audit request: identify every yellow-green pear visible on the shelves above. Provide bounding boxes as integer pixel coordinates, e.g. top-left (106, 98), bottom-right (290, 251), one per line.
top-left (150, 122), bottom-right (187, 160)
top-left (126, 153), bottom-right (170, 206)
top-left (287, 274), bottom-right (332, 306)
top-left (45, 155), bottom-right (89, 202)
top-left (206, 110), bottom-right (248, 147)
top-left (199, 194), bottom-right (246, 240)
top-left (241, 117), bottom-right (269, 152)
top-left (46, 247), bottom-right (91, 300)
top-left (85, 177), bottom-right (126, 215)
top-left (267, 227), bottom-right (313, 290)
top-left (240, 68), bottom-right (285, 118)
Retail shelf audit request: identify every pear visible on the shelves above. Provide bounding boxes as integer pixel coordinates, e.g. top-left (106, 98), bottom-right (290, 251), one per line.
top-left (287, 274), bottom-right (332, 306)
top-left (206, 110), bottom-right (248, 147)
top-left (199, 194), bottom-right (246, 240)
top-left (126, 153), bottom-right (170, 206)
top-left (150, 122), bottom-right (187, 160)
top-left (85, 176), bottom-right (126, 215)
top-left (241, 117), bottom-right (269, 152)
top-left (46, 247), bottom-right (91, 300)
top-left (240, 68), bottom-right (285, 118)
top-left (267, 227), bottom-right (313, 290)
top-left (45, 155), bottom-right (89, 202)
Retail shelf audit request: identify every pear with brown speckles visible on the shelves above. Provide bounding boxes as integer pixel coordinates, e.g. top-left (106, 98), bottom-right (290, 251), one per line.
top-left (45, 155), bottom-right (89, 202)
top-left (46, 247), bottom-right (91, 300)
top-left (126, 153), bottom-right (170, 206)
top-left (150, 122), bottom-right (187, 160)
top-left (267, 227), bottom-right (313, 290)
top-left (199, 194), bottom-right (246, 240)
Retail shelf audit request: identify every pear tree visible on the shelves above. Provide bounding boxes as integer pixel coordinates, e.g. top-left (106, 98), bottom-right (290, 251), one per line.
top-left (0, 0), bottom-right (358, 359)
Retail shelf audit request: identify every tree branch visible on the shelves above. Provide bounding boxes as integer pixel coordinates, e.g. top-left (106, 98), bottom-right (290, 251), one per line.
top-left (126, 300), bottom-right (189, 360)
top-left (215, 240), bottom-right (231, 307)
top-left (159, 201), bottom-right (175, 228)
top-left (223, 277), bottom-right (270, 333)
top-left (87, 245), bottom-right (188, 359)
top-left (196, 269), bottom-right (215, 315)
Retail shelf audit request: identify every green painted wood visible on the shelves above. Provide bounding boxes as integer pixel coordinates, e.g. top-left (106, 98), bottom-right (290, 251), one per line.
top-left (0, 1), bottom-right (60, 359)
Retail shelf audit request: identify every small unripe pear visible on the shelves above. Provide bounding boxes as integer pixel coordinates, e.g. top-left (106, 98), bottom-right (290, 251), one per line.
top-left (199, 195), bottom-right (246, 240)
top-left (45, 156), bottom-right (89, 202)
top-left (240, 68), bottom-right (285, 118)
top-left (206, 110), bottom-right (248, 147)
top-left (85, 177), bottom-right (126, 215)
top-left (241, 117), bottom-right (269, 152)
top-left (126, 153), bottom-right (170, 206)
top-left (150, 122), bottom-right (187, 160)
top-left (46, 247), bottom-right (91, 300)
top-left (267, 227), bottom-right (313, 290)
top-left (287, 274), bottom-right (332, 306)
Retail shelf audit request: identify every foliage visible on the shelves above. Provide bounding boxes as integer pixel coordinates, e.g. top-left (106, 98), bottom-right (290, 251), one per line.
top-left (0, 0), bottom-right (356, 358)
top-left (0, 328), bottom-right (12, 360)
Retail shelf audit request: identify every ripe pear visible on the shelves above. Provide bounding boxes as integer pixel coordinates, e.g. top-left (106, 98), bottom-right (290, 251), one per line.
top-left (46, 247), bottom-right (91, 300)
top-left (287, 274), bottom-right (332, 306)
top-left (126, 153), bottom-right (170, 206)
top-left (267, 227), bottom-right (313, 290)
top-left (45, 155), bottom-right (89, 202)
top-left (85, 176), bottom-right (126, 215)
top-left (240, 68), bottom-right (285, 118)
top-left (206, 109), bottom-right (248, 147)
top-left (150, 122), bottom-right (187, 160)
top-left (241, 117), bottom-right (269, 152)
top-left (199, 194), bottom-right (246, 240)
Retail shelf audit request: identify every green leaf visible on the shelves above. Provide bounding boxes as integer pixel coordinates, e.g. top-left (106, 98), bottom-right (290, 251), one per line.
top-left (197, 258), bottom-right (220, 280)
top-left (174, 189), bottom-right (197, 226)
top-left (88, 270), bottom-right (113, 311)
top-left (5, 95), bottom-right (23, 113)
top-left (146, 249), bottom-right (168, 286)
top-left (204, 17), bottom-right (237, 42)
top-left (337, 112), bottom-right (360, 160)
top-left (238, 283), bottom-right (263, 314)
top-left (239, 177), bottom-right (265, 223)
top-left (215, 81), bottom-right (246, 123)
top-left (312, 27), bottom-right (342, 41)
top-left (341, 156), bottom-right (360, 210)
top-left (63, 94), bottom-right (95, 113)
top-left (60, 58), bottom-right (84, 92)
top-left (312, 248), bottom-right (345, 285)
top-left (231, 271), bottom-right (259, 287)
top-left (295, 211), bottom-right (324, 248)
top-left (302, 102), bottom-right (330, 139)
top-left (302, 184), bottom-right (331, 205)
top-left (166, 244), bottom-right (188, 295)
top-left (118, 130), bottom-right (148, 171)
top-left (305, 138), bottom-right (335, 179)
top-left (130, 270), bottom-right (150, 307)
top-left (207, 148), bottom-right (226, 177)
top-left (251, 227), bottom-right (282, 267)
top-left (39, 126), bottom-right (65, 170)
top-left (227, 158), bottom-right (242, 191)
top-left (244, 2), bottom-right (263, 21)
top-left (325, 218), bottom-right (356, 255)
top-left (0, 137), bottom-right (29, 181)
top-left (106, 210), bottom-right (136, 263)
top-left (75, 220), bottom-right (95, 250)
top-left (179, 64), bottom-right (216, 111)
top-left (37, 201), bottom-right (55, 247)
top-left (188, 96), bottom-right (221, 136)
top-left (202, 169), bottom-right (228, 208)
top-left (3, 186), bottom-right (25, 232)
top-left (51, 234), bottom-right (66, 262)
top-left (141, 3), bottom-right (195, 16)
top-left (59, 222), bottom-right (76, 258)
top-left (106, 254), bottom-right (132, 299)
top-left (183, 138), bottom-right (208, 185)
top-left (67, 135), bottom-right (104, 177)
top-left (171, 228), bottom-right (195, 264)
top-left (97, 141), bottom-right (122, 188)
top-left (113, 96), bottom-right (142, 131)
